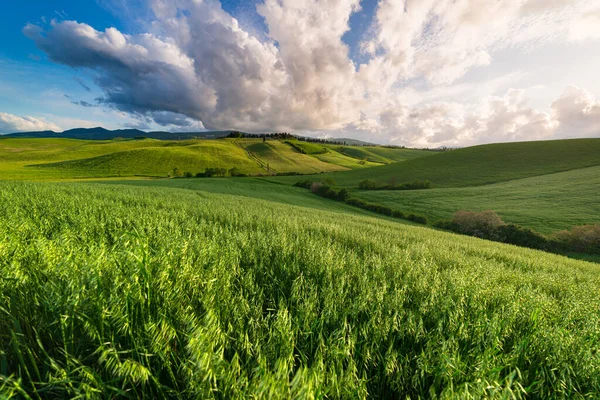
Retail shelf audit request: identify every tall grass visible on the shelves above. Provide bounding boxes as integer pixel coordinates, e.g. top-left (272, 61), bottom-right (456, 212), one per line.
top-left (1, 182), bottom-right (599, 398)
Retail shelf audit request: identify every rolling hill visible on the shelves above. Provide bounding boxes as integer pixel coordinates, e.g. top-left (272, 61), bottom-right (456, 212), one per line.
top-left (0, 137), bottom-right (432, 180)
top-left (3, 127), bottom-right (233, 140)
top-left (271, 138), bottom-right (600, 188)
top-left (354, 165), bottom-right (600, 234)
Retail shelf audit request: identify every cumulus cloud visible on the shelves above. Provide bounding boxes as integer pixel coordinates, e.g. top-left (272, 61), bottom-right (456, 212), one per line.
top-left (0, 113), bottom-right (61, 134)
top-left (346, 86), bottom-right (599, 148)
top-left (23, 0), bottom-right (600, 145)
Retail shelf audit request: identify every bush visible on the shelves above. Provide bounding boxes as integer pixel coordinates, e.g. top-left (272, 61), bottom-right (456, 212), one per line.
top-left (496, 223), bottom-right (549, 250)
top-left (451, 210), bottom-right (505, 239)
top-left (359, 180), bottom-right (379, 190)
top-left (195, 172), bottom-right (206, 178)
top-left (553, 224), bottom-right (600, 254)
top-left (205, 167), bottom-right (227, 177)
top-left (337, 188), bottom-right (350, 202)
top-left (294, 180), bottom-right (313, 189)
top-left (312, 183), bottom-right (339, 200)
top-left (229, 167), bottom-right (246, 177)
top-left (407, 214), bottom-right (428, 224)
top-left (183, 171), bottom-right (193, 178)
top-left (391, 210), bottom-right (406, 219)
top-left (345, 198), bottom-right (368, 208)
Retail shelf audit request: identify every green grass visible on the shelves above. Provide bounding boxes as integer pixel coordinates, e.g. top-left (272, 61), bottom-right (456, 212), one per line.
top-left (281, 138), bottom-right (600, 188)
top-left (2, 181), bottom-right (600, 398)
top-left (239, 140), bottom-right (347, 173)
top-left (35, 142), bottom-right (264, 178)
top-left (333, 146), bottom-right (433, 164)
top-left (104, 177), bottom-right (408, 219)
top-left (354, 165), bottom-right (600, 234)
top-left (284, 140), bottom-right (327, 154)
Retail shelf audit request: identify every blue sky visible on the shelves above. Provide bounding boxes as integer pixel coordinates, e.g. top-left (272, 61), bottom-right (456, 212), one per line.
top-left (1, 0), bottom-right (599, 147)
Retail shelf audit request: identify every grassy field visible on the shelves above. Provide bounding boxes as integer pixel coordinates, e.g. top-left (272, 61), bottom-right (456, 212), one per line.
top-left (333, 145), bottom-right (433, 164)
top-left (2, 181), bottom-right (600, 398)
top-left (270, 138), bottom-right (600, 188)
top-left (103, 177), bottom-right (412, 220)
top-left (354, 165), bottom-right (600, 234)
top-left (0, 137), bottom-right (429, 180)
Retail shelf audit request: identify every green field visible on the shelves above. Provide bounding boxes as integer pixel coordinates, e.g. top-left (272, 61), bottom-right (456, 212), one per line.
top-left (0, 137), bottom-right (429, 180)
top-left (334, 145), bottom-right (433, 164)
top-left (274, 138), bottom-right (600, 188)
top-left (2, 181), bottom-right (600, 398)
top-left (104, 177), bottom-right (413, 220)
top-left (354, 165), bottom-right (600, 234)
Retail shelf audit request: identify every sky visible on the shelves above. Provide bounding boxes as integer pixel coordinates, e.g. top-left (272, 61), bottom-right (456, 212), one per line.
top-left (1, 0), bottom-right (600, 147)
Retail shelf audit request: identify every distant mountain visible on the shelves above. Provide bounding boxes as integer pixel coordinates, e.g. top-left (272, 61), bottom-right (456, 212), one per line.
top-left (3, 127), bottom-right (235, 140)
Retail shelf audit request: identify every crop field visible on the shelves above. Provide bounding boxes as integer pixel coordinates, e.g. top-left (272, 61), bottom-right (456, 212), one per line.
top-left (1, 181), bottom-right (600, 398)
top-left (354, 165), bottom-right (600, 234)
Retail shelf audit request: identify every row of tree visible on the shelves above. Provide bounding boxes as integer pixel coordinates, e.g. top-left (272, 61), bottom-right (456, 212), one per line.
top-left (171, 167), bottom-right (246, 178)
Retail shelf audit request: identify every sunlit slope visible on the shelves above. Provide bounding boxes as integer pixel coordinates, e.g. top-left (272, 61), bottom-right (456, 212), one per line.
top-left (34, 142), bottom-right (264, 178)
top-left (356, 165), bottom-right (600, 234)
top-left (314, 138), bottom-right (600, 188)
top-left (1, 137), bottom-right (419, 179)
top-left (1, 181), bottom-right (599, 397)
top-left (334, 145), bottom-right (434, 164)
top-left (240, 140), bottom-right (348, 173)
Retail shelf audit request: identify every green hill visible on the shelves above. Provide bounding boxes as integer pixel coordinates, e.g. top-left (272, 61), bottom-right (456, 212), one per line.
top-left (354, 165), bottom-right (600, 234)
top-left (334, 145), bottom-right (434, 164)
top-left (303, 138), bottom-right (600, 188)
top-left (34, 142), bottom-right (264, 178)
top-left (0, 137), bottom-right (431, 180)
top-left (1, 181), bottom-right (599, 398)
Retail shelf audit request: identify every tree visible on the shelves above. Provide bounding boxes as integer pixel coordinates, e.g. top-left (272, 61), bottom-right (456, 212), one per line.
top-left (171, 167), bottom-right (182, 178)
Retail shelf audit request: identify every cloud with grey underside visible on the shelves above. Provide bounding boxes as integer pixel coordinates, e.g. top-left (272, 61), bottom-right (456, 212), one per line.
top-left (23, 0), bottom-right (600, 146)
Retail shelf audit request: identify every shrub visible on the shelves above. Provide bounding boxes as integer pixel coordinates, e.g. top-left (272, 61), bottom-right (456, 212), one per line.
top-left (183, 171), bottom-right (193, 178)
top-left (195, 172), bottom-right (206, 178)
top-left (294, 180), bottom-right (313, 189)
top-left (553, 224), bottom-right (600, 254)
top-left (407, 214), bottom-right (428, 224)
top-left (171, 167), bottom-right (182, 178)
top-left (359, 180), bottom-right (379, 190)
top-left (229, 167), bottom-right (246, 177)
top-left (337, 188), bottom-right (350, 202)
top-left (452, 210), bottom-right (505, 239)
top-left (496, 223), bottom-right (549, 250)
top-left (391, 210), bottom-right (406, 219)
top-left (312, 183), bottom-right (339, 200)
top-left (345, 198), bottom-right (368, 208)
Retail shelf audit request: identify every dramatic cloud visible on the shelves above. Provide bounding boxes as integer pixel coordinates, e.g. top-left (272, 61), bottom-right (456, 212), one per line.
top-left (0, 112), bottom-right (61, 134)
top-left (23, 0), bottom-right (600, 145)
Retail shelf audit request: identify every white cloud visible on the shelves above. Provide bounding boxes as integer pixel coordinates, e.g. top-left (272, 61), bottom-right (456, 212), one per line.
top-left (23, 0), bottom-right (600, 145)
top-left (0, 113), bottom-right (61, 134)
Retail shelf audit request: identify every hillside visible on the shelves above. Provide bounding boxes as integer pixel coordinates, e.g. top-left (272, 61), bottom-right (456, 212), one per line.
top-left (2, 181), bottom-right (600, 398)
top-left (276, 138), bottom-right (600, 188)
top-left (0, 137), bottom-right (430, 180)
top-left (355, 165), bottom-right (600, 234)
top-left (35, 143), bottom-right (265, 177)
top-left (3, 127), bottom-right (232, 140)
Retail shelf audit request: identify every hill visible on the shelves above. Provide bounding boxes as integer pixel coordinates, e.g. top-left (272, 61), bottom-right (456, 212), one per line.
top-left (354, 165), bottom-right (600, 234)
top-left (34, 142), bottom-right (265, 178)
top-left (3, 127), bottom-right (232, 140)
top-left (0, 137), bottom-right (432, 180)
top-left (1, 180), bottom-right (599, 398)
top-left (271, 138), bottom-right (600, 188)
